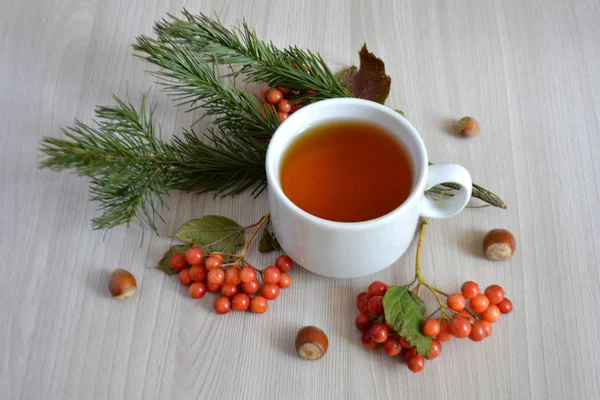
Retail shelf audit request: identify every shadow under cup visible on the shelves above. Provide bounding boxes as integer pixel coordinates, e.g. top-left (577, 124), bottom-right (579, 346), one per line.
top-left (266, 98), bottom-right (429, 278)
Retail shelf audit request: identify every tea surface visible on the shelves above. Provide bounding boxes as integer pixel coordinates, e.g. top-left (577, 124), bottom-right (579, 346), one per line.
top-left (280, 120), bottom-right (413, 222)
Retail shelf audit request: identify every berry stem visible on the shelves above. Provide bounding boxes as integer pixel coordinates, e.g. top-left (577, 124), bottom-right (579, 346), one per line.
top-left (239, 213), bottom-right (270, 258)
top-left (412, 218), bottom-right (459, 321)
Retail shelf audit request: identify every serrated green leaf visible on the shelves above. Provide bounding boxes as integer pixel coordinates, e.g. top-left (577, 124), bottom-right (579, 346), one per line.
top-left (171, 215), bottom-right (244, 254)
top-left (258, 225), bottom-right (280, 253)
top-left (383, 285), bottom-right (432, 358)
top-left (156, 244), bottom-right (190, 275)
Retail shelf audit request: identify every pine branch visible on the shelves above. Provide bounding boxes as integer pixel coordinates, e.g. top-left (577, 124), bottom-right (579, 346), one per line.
top-left (39, 95), bottom-right (266, 231)
top-left (134, 36), bottom-right (279, 139)
top-left (149, 9), bottom-right (354, 100)
top-left (427, 163), bottom-right (506, 209)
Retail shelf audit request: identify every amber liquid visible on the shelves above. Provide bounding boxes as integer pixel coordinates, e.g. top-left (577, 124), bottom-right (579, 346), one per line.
top-left (280, 120), bottom-right (414, 222)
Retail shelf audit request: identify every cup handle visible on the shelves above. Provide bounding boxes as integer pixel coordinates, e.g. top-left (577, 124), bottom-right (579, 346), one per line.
top-left (420, 164), bottom-right (472, 218)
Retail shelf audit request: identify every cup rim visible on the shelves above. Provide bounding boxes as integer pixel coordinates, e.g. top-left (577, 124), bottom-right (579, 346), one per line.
top-left (265, 98), bottom-right (428, 230)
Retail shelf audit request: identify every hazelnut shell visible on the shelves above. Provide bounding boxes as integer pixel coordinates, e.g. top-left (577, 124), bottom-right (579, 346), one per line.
top-left (295, 326), bottom-right (328, 360)
top-left (458, 116), bottom-right (481, 137)
top-left (109, 269), bottom-right (137, 299)
top-left (482, 229), bottom-right (516, 261)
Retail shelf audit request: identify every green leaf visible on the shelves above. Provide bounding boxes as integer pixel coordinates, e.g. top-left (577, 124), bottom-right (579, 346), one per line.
top-left (258, 224), bottom-right (280, 253)
top-left (156, 244), bottom-right (190, 275)
top-left (337, 43), bottom-right (391, 104)
top-left (171, 215), bottom-right (245, 254)
top-left (383, 285), bottom-right (432, 358)
top-left (394, 109), bottom-right (404, 116)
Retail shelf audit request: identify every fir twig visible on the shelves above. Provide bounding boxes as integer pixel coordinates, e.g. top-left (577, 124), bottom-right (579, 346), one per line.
top-left (147, 9), bottom-right (354, 101)
top-left (134, 36), bottom-right (279, 139)
top-left (39, 95), bottom-right (266, 231)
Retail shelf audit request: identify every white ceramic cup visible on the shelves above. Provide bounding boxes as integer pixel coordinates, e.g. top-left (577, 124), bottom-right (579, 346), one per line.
top-left (266, 98), bottom-right (472, 278)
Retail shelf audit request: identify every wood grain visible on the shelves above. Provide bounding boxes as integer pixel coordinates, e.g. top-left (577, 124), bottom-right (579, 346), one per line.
top-left (1, 0), bottom-right (599, 399)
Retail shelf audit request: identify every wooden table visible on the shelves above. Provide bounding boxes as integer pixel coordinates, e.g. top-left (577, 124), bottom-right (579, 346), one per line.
top-left (2, 1), bottom-right (599, 399)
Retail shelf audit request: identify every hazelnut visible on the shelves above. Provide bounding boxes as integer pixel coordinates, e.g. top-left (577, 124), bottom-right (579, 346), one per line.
top-left (482, 229), bottom-right (516, 261)
top-left (295, 326), bottom-right (328, 360)
top-left (109, 269), bottom-right (137, 299)
top-left (458, 116), bottom-right (480, 137)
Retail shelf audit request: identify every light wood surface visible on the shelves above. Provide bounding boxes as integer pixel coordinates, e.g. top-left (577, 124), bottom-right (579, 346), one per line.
top-left (2, 1), bottom-right (600, 399)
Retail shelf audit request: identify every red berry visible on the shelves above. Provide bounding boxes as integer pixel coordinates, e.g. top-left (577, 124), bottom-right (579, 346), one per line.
top-left (407, 354), bottom-right (425, 373)
top-left (259, 89), bottom-right (269, 100)
top-left (214, 296), bottom-right (231, 314)
top-left (461, 281), bottom-right (480, 299)
top-left (277, 86), bottom-right (292, 95)
top-left (458, 309), bottom-right (476, 324)
top-left (398, 336), bottom-right (412, 348)
top-left (277, 112), bottom-right (289, 123)
top-left (220, 283), bottom-right (238, 298)
top-left (207, 268), bottom-right (225, 285)
top-left (178, 269), bottom-right (192, 286)
top-left (497, 298), bottom-right (513, 314)
top-left (189, 264), bottom-right (207, 282)
top-left (278, 273), bottom-right (292, 288)
top-left (367, 281), bottom-right (388, 297)
top-left (481, 304), bottom-right (501, 323)
top-left (263, 266), bottom-right (281, 284)
top-left (250, 296), bottom-right (268, 313)
top-left (224, 267), bottom-right (241, 285)
top-left (368, 324), bottom-right (389, 343)
top-left (260, 283), bottom-right (280, 300)
top-left (436, 320), bottom-right (453, 342)
top-left (356, 292), bottom-right (370, 313)
top-left (267, 89), bottom-right (283, 104)
top-left (402, 348), bottom-right (417, 363)
top-left (241, 280), bottom-right (260, 295)
top-left (275, 255), bottom-right (293, 272)
top-left (383, 338), bottom-right (402, 356)
top-left (447, 293), bottom-right (467, 311)
top-left (188, 282), bottom-right (206, 299)
top-left (469, 321), bottom-right (487, 342)
top-left (484, 285), bottom-right (505, 305)
top-left (206, 282), bottom-right (221, 293)
top-left (239, 266), bottom-right (257, 283)
top-left (480, 320), bottom-right (492, 337)
top-left (232, 293), bottom-right (250, 311)
top-left (360, 331), bottom-right (377, 349)
top-left (429, 339), bottom-right (442, 359)
top-left (205, 255), bottom-right (223, 270)
top-left (169, 253), bottom-right (187, 272)
top-left (185, 247), bottom-right (204, 265)
top-left (277, 99), bottom-right (292, 113)
top-left (367, 296), bottom-right (383, 315)
top-left (470, 293), bottom-right (490, 313)
top-left (422, 319), bottom-right (441, 337)
top-left (450, 316), bottom-right (472, 338)
top-left (355, 313), bottom-right (373, 331)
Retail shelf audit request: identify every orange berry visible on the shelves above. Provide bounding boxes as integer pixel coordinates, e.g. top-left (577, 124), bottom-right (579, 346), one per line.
top-left (481, 304), bottom-right (501, 323)
top-left (484, 285), bottom-right (505, 305)
top-left (461, 281), bottom-right (480, 299)
top-left (470, 293), bottom-right (490, 313)
top-left (422, 319), bottom-right (441, 337)
top-left (447, 293), bottom-right (467, 311)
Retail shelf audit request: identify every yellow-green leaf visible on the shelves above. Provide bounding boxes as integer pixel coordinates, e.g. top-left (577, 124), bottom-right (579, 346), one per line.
top-left (383, 285), bottom-right (431, 357)
top-left (258, 225), bottom-right (280, 253)
top-left (172, 215), bottom-right (244, 254)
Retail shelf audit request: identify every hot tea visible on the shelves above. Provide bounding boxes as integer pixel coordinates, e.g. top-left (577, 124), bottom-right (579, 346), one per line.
top-left (280, 120), bottom-right (413, 222)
